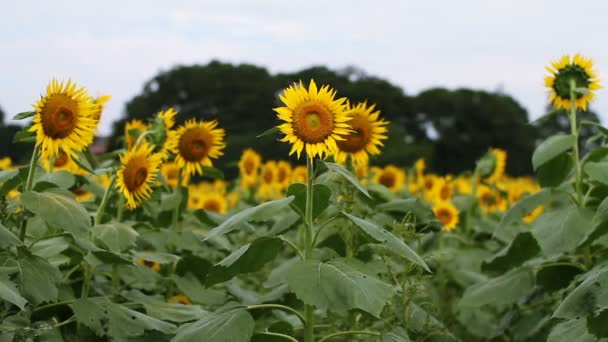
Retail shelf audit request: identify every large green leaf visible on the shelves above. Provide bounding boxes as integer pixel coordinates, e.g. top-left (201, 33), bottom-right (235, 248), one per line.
top-left (36, 171), bottom-right (76, 189)
top-left (532, 206), bottom-right (594, 256)
top-left (537, 153), bottom-right (574, 187)
top-left (21, 189), bottom-right (92, 237)
top-left (321, 161), bottom-right (371, 198)
top-left (342, 212), bottom-right (430, 272)
top-left (205, 237), bottom-right (283, 286)
top-left (382, 328), bottom-right (411, 342)
top-left (554, 266), bottom-right (608, 319)
top-left (532, 134), bottom-right (574, 170)
top-left (0, 223), bottom-right (22, 248)
top-left (285, 183), bottom-right (331, 219)
top-left (172, 306), bottom-right (254, 342)
top-left (203, 196), bottom-right (294, 241)
top-left (482, 232), bottom-right (540, 273)
top-left (71, 298), bottom-right (176, 339)
top-left (588, 309), bottom-right (608, 338)
top-left (17, 251), bottom-right (62, 305)
top-left (92, 222), bottom-right (139, 253)
top-left (547, 319), bottom-right (595, 342)
top-left (30, 236), bottom-right (70, 258)
top-left (584, 162), bottom-right (608, 186)
top-left (495, 188), bottom-right (552, 238)
top-left (0, 275), bottom-right (27, 310)
top-left (125, 291), bottom-right (208, 323)
top-left (459, 267), bottom-right (534, 308)
top-left (287, 258), bottom-right (392, 317)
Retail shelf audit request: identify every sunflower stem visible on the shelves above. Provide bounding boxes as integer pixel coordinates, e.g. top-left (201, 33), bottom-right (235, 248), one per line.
top-left (304, 155), bottom-right (315, 342)
top-left (83, 147), bottom-right (99, 170)
top-left (95, 174), bottom-right (116, 225)
top-left (19, 144), bottom-right (40, 241)
top-left (318, 330), bottom-right (380, 342)
top-left (569, 80), bottom-right (583, 207)
top-left (117, 197), bottom-right (125, 222)
top-left (172, 169), bottom-right (183, 230)
top-left (465, 170), bottom-right (478, 234)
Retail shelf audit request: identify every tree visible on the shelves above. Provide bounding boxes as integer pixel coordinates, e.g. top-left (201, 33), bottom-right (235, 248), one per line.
top-left (414, 88), bottom-right (536, 175)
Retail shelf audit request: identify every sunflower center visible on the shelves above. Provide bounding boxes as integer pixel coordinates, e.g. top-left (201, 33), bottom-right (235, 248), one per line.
top-left (124, 157), bottom-right (149, 192)
top-left (337, 115), bottom-right (371, 153)
top-left (54, 151), bottom-right (69, 168)
top-left (244, 159), bottom-right (255, 175)
top-left (179, 128), bottom-right (211, 162)
top-left (166, 168), bottom-right (178, 181)
top-left (481, 192), bottom-right (497, 206)
top-left (379, 172), bottom-right (396, 189)
top-left (553, 65), bottom-right (591, 99)
top-left (41, 95), bottom-right (79, 140)
top-left (293, 102), bottom-right (334, 143)
top-left (263, 169), bottom-right (274, 184)
top-left (204, 199), bottom-right (222, 213)
top-left (440, 185), bottom-right (451, 201)
top-left (436, 208), bottom-right (453, 225)
top-left (278, 168), bottom-right (288, 183)
top-left (143, 260), bottom-right (157, 268)
top-left (424, 179), bottom-right (434, 191)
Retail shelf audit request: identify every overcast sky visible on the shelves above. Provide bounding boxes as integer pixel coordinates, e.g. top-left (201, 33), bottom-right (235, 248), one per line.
top-left (2, 0), bottom-right (607, 135)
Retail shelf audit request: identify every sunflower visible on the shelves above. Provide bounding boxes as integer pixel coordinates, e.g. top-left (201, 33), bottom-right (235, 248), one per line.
top-left (433, 201), bottom-right (460, 232)
top-left (291, 165), bottom-right (307, 184)
top-left (545, 54), bottom-right (601, 111)
top-left (91, 94), bottom-right (111, 122)
top-left (0, 157), bottom-right (13, 171)
top-left (116, 141), bottom-right (161, 210)
top-left (276, 161), bottom-right (292, 189)
top-left (373, 165), bottom-right (405, 192)
top-left (432, 177), bottom-right (453, 203)
top-left (153, 108), bottom-right (179, 160)
top-left (188, 184), bottom-right (204, 209)
top-left (477, 185), bottom-right (507, 213)
top-left (168, 119), bottom-right (225, 177)
top-left (168, 295), bottom-right (192, 305)
top-left (485, 148), bottom-right (507, 183)
top-left (334, 101), bottom-right (389, 166)
top-left (201, 192), bottom-right (228, 214)
top-left (257, 161), bottom-right (282, 201)
top-left (72, 188), bottom-right (94, 202)
top-left (42, 149), bottom-right (86, 175)
top-left (238, 149), bottom-right (262, 189)
top-left (136, 257), bottom-right (161, 271)
top-left (30, 79), bottom-right (97, 160)
top-left (161, 162), bottom-right (189, 188)
top-left (275, 80), bottom-right (351, 159)
top-left (125, 119), bottom-right (149, 150)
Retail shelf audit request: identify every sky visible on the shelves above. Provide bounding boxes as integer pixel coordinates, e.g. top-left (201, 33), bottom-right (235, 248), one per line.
top-left (1, 0), bottom-right (608, 136)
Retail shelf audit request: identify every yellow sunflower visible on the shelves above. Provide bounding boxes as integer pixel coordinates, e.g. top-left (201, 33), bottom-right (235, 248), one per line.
top-left (136, 257), bottom-right (161, 271)
top-left (334, 101), bottom-right (389, 166)
top-left (275, 80), bottom-right (351, 159)
top-left (0, 157), bottom-right (13, 171)
top-left (433, 201), bottom-right (460, 232)
top-left (30, 79), bottom-right (97, 160)
top-left (42, 149), bottom-right (86, 175)
top-left (161, 161), bottom-right (189, 188)
top-left (168, 295), bottom-right (192, 305)
top-left (201, 192), bottom-right (228, 214)
top-left (291, 165), bottom-right (307, 184)
top-left (238, 149), bottom-right (262, 189)
top-left (523, 205), bottom-right (544, 223)
top-left (485, 148), bottom-right (507, 183)
top-left (72, 188), bottom-right (94, 202)
top-left (168, 119), bottom-right (225, 177)
top-left (154, 108), bottom-right (179, 160)
top-left (276, 161), bottom-right (292, 189)
top-left (545, 54), bottom-right (601, 111)
top-left (432, 177), bottom-right (453, 203)
top-left (116, 141), bottom-right (161, 210)
top-left (91, 94), bottom-right (111, 122)
top-left (125, 119), bottom-right (149, 150)
top-left (477, 185), bottom-right (507, 213)
top-left (373, 165), bottom-right (405, 192)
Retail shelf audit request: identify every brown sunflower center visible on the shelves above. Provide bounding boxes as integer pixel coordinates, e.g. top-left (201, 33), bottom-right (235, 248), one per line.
top-left (203, 199), bottom-right (222, 213)
top-left (41, 95), bottom-right (79, 139)
top-left (440, 185), bottom-right (451, 201)
top-left (278, 167), bottom-right (288, 183)
top-left (263, 169), bottom-right (274, 184)
top-left (54, 151), bottom-right (69, 168)
top-left (379, 172), bottom-right (396, 189)
top-left (124, 158), bottom-right (149, 192)
top-left (436, 208), bottom-right (453, 225)
top-left (424, 179), bottom-right (434, 191)
top-left (166, 167), bottom-right (178, 181)
top-left (337, 115), bottom-right (371, 153)
top-left (143, 260), bottom-right (157, 268)
top-left (481, 192), bottom-right (497, 206)
top-left (243, 159), bottom-right (256, 175)
top-left (292, 102), bottom-right (334, 143)
top-left (179, 128), bottom-right (211, 162)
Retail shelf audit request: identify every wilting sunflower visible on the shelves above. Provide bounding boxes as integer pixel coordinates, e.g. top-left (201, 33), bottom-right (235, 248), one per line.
top-left (91, 95), bottom-right (111, 122)
top-left (545, 54), bottom-right (601, 111)
top-left (168, 119), bottom-right (225, 177)
top-left (433, 201), bottom-right (460, 232)
top-left (373, 165), bottom-right (405, 192)
top-left (238, 149), bottom-right (262, 189)
top-left (125, 119), bottom-right (149, 150)
top-left (485, 148), bottom-right (507, 183)
top-left (334, 101), bottom-right (389, 166)
top-left (168, 295), bottom-right (192, 305)
top-left (275, 80), bottom-right (351, 159)
top-left (116, 141), bottom-right (161, 210)
top-left (30, 79), bottom-right (97, 160)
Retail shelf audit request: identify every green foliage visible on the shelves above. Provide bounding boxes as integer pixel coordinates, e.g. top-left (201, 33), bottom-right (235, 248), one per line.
top-left (172, 306), bottom-right (254, 342)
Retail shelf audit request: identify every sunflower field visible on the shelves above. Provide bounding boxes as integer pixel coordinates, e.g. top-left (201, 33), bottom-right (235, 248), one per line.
top-left (1, 54), bottom-right (607, 342)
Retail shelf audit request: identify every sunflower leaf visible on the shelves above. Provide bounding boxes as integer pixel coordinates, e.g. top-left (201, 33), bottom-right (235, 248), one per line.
top-left (12, 111), bottom-right (36, 120)
top-left (321, 161), bottom-right (371, 198)
top-left (256, 126), bottom-right (280, 138)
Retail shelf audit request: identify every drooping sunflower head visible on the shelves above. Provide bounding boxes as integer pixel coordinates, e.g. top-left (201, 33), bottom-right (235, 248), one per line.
top-left (433, 201), bottom-right (460, 232)
top-left (275, 80), bottom-right (351, 159)
top-left (116, 141), bottom-right (162, 210)
top-left (125, 119), bottom-right (149, 150)
top-left (545, 54), bottom-right (601, 111)
top-left (334, 101), bottom-right (389, 166)
top-left (169, 119), bottom-right (226, 177)
top-left (91, 94), bottom-right (111, 122)
top-left (30, 79), bottom-right (98, 160)
top-left (238, 149), bottom-right (262, 188)
top-left (373, 165), bottom-right (405, 192)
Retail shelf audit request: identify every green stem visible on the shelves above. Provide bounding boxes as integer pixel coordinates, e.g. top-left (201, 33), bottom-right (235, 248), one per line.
top-left (19, 144), bottom-right (40, 241)
top-left (95, 174), bottom-right (116, 225)
top-left (311, 216), bottom-right (339, 248)
top-left (304, 156), bottom-right (315, 342)
top-left (172, 169), bottom-right (183, 230)
top-left (569, 80), bottom-right (583, 207)
top-left (465, 170), bottom-right (478, 234)
top-left (33, 299), bottom-right (75, 313)
top-left (81, 262), bottom-right (92, 299)
top-left (246, 304), bottom-right (306, 323)
top-left (83, 148), bottom-right (99, 170)
top-left (54, 316), bottom-right (76, 329)
top-left (255, 332), bottom-right (299, 342)
top-left (318, 330), bottom-right (381, 342)
top-left (278, 235), bottom-right (305, 260)
top-left (117, 197), bottom-right (125, 222)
